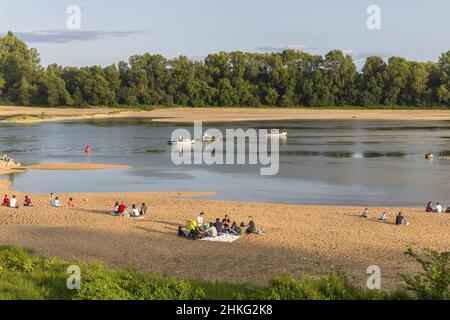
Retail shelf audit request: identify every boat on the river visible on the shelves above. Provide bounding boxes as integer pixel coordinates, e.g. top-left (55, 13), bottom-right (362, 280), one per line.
top-left (266, 129), bottom-right (288, 138)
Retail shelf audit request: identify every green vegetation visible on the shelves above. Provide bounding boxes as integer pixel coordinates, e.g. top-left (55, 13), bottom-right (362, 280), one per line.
top-left (0, 31), bottom-right (449, 109)
top-left (401, 248), bottom-right (450, 300)
top-left (0, 246), bottom-right (448, 300)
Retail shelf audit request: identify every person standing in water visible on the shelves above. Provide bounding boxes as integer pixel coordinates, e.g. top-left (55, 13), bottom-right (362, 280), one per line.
top-left (85, 145), bottom-right (91, 156)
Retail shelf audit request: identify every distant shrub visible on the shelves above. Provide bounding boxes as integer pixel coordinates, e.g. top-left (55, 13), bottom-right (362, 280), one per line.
top-left (401, 248), bottom-right (450, 300)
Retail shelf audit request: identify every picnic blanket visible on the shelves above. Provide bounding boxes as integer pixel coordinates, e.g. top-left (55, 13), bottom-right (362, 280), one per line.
top-left (201, 234), bottom-right (240, 243)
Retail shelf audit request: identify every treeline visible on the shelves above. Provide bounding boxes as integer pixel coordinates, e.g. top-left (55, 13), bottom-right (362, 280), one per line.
top-left (0, 31), bottom-right (449, 108)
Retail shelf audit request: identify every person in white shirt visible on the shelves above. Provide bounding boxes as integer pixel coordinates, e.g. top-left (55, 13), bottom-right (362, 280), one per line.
top-left (435, 202), bottom-right (442, 213)
top-left (130, 204), bottom-right (140, 217)
top-left (196, 212), bottom-right (205, 230)
top-left (9, 195), bottom-right (18, 208)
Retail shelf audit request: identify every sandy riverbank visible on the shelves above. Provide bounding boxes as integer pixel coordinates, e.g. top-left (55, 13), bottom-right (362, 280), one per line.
top-left (0, 168), bottom-right (448, 289)
top-left (2, 106), bottom-right (450, 124)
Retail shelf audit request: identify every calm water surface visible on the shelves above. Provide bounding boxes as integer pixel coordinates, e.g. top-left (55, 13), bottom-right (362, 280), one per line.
top-left (2, 118), bottom-right (450, 206)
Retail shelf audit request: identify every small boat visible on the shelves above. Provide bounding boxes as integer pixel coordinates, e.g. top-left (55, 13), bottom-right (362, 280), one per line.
top-left (199, 135), bottom-right (221, 143)
top-left (266, 129), bottom-right (288, 138)
top-left (168, 138), bottom-right (196, 146)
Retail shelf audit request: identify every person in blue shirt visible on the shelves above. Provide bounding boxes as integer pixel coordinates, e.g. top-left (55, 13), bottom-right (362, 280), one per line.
top-left (213, 218), bottom-right (223, 233)
top-left (178, 226), bottom-right (187, 237)
top-left (378, 212), bottom-right (387, 221)
top-left (246, 216), bottom-right (256, 235)
top-left (51, 197), bottom-right (62, 207)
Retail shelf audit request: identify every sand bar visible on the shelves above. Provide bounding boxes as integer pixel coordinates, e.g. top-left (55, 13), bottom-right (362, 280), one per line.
top-left (2, 106), bottom-right (450, 124)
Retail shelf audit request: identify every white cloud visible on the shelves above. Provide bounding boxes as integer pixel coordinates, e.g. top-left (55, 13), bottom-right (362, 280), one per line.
top-left (4, 30), bottom-right (143, 44)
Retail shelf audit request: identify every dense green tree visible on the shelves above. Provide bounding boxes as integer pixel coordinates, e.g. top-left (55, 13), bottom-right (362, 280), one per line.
top-left (0, 32), bottom-right (448, 108)
top-left (407, 62), bottom-right (431, 106)
top-left (359, 56), bottom-right (387, 106)
top-left (383, 57), bottom-right (410, 105)
top-left (38, 65), bottom-right (73, 106)
top-left (322, 50), bottom-right (357, 105)
top-left (437, 51), bottom-right (450, 105)
top-left (0, 31), bottom-right (41, 103)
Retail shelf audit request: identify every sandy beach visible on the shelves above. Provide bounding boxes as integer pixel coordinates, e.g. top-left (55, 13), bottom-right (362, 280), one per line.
top-left (0, 167), bottom-right (448, 290)
top-left (3, 106), bottom-right (450, 124)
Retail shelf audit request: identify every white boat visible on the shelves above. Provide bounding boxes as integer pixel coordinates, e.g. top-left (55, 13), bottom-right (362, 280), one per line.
top-left (168, 138), bottom-right (196, 146)
top-left (266, 129), bottom-right (288, 138)
top-left (199, 135), bottom-right (221, 143)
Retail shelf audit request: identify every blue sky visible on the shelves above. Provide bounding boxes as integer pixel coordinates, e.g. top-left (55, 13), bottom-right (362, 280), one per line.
top-left (0, 0), bottom-right (449, 67)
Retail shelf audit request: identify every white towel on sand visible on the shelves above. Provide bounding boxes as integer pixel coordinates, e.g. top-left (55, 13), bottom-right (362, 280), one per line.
top-left (201, 234), bottom-right (240, 243)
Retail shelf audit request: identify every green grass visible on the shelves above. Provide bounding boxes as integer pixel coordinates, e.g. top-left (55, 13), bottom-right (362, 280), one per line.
top-left (0, 246), bottom-right (447, 300)
top-left (0, 246), bottom-right (400, 300)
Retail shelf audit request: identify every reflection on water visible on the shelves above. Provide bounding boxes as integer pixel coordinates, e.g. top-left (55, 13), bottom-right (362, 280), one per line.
top-left (2, 118), bottom-right (450, 206)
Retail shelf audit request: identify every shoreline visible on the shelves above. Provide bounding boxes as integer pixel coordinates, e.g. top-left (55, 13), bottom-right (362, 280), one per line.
top-left (3, 106), bottom-right (450, 124)
top-left (0, 164), bottom-right (448, 289)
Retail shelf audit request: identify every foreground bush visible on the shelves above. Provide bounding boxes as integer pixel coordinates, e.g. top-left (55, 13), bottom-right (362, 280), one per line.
top-left (401, 248), bottom-right (450, 300)
top-left (0, 246), bottom-right (447, 300)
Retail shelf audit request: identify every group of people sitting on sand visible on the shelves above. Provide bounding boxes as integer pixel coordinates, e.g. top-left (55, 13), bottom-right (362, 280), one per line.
top-left (178, 212), bottom-right (262, 239)
top-left (49, 193), bottom-right (75, 208)
top-left (2, 194), bottom-right (29, 208)
top-left (1, 193), bottom-right (76, 209)
top-left (113, 201), bottom-right (148, 218)
top-left (360, 208), bottom-right (410, 225)
top-left (425, 201), bottom-right (450, 213)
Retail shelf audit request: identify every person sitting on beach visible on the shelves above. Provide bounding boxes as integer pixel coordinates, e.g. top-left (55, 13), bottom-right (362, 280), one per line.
top-left (24, 195), bottom-right (33, 207)
top-left (246, 216), bottom-right (256, 235)
top-left (49, 193), bottom-right (55, 205)
top-left (426, 201), bottom-right (433, 213)
top-left (360, 208), bottom-right (369, 218)
top-left (213, 218), bottom-right (223, 234)
top-left (2, 195), bottom-right (10, 206)
top-left (196, 212), bottom-right (205, 231)
top-left (9, 195), bottom-right (19, 208)
top-left (230, 222), bottom-right (240, 235)
top-left (378, 212), bottom-right (387, 221)
top-left (130, 204), bottom-right (140, 217)
top-left (435, 202), bottom-right (443, 213)
top-left (140, 203), bottom-right (148, 216)
top-left (222, 215), bottom-right (231, 233)
top-left (118, 202), bottom-right (126, 215)
top-left (395, 212), bottom-right (410, 226)
top-left (51, 197), bottom-right (62, 207)
top-left (67, 198), bottom-right (75, 208)
top-left (178, 226), bottom-right (187, 237)
top-left (203, 224), bottom-right (218, 238)
top-left (186, 220), bottom-right (201, 239)
top-left (239, 222), bottom-right (246, 236)
top-left (113, 202), bottom-right (120, 215)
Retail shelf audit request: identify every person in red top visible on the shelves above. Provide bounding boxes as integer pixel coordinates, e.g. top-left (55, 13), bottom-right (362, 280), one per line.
top-left (118, 202), bottom-right (126, 214)
top-left (2, 195), bottom-right (9, 206)
top-left (24, 195), bottom-right (33, 207)
top-left (85, 145), bottom-right (91, 156)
